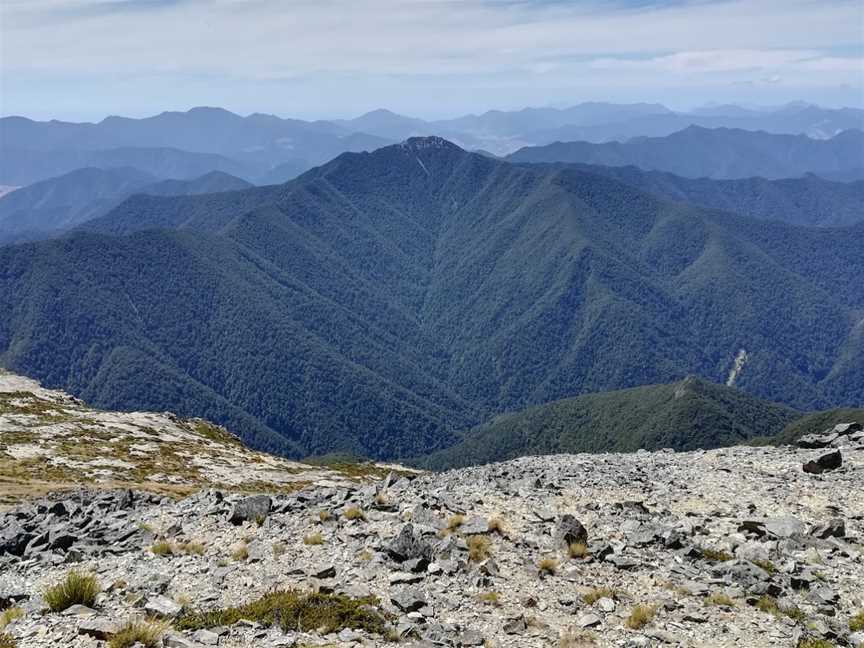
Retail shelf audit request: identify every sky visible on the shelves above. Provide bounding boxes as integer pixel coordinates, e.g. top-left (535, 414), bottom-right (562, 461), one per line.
top-left (1, 0), bottom-right (863, 122)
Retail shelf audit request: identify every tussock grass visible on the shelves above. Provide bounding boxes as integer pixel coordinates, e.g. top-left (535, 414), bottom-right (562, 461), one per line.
top-left (230, 544), bottom-right (249, 562)
top-left (568, 541), bottom-right (589, 559)
top-left (848, 610), bottom-right (864, 632)
top-left (487, 517), bottom-right (507, 535)
top-left (150, 540), bottom-right (205, 557)
top-left (538, 557), bottom-right (559, 575)
top-left (467, 535), bottom-right (492, 562)
top-left (583, 587), bottom-right (617, 605)
top-left (44, 571), bottom-right (101, 612)
top-left (447, 514), bottom-right (465, 532)
top-left (0, 608), bottom-right (23, 631)
top-left (625, 604), bottom-right (656, 630)
top-left (343, 506), bottom-right (365, 521)
top-left (559, 629), bottom-right (597, 647)
top-left (750, 559), bottom-right (777, 574)
top-left (704, 592), bottom-right (736, 608)
top-left (303, 532), bottom-right (324, 546)
top-left (176, 590), bottom-right (388, 635)
top-left (107, 619), bottom-right (168, 648)
top-left (477, 591), bottom-right (500, 606)
top-left (700, 547), bottom-right (733, 562)
top-left (755, 595), bottom-right (805, 621)
top-left (0, 633), bottom-right (15, 648)
top-left (272, 542), bottom-right (286, 557)
top-left (797, 640), bottom-right (834, 648)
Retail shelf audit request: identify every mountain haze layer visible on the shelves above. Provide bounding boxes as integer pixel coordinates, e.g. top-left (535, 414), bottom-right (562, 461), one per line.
top-left (1, 138), bottom-right (862, 459)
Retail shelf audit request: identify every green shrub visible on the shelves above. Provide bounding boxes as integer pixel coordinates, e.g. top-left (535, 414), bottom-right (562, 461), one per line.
top-left (176, 590), bottom-right (388, 635)
top-left (0, 608), bottom-right (23, 631)
top-left (44, 571), bottom-right (101, 612)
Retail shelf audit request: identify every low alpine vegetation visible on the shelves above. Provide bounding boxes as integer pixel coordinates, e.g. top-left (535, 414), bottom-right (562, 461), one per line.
top-left (44, 571), bottom-right (101, 612)
top-left (538, 557), bottom-right (559, 575)
top-left (487, 517), bottom-right (507, 535)
top-left (704, 592), bottom-right (736, 608)
top-left (568, 541), bottom-right (589, 559)
top-left (0, 633), bottom-right (15, 648)
top-left (150, 540), bottom-right (205, 557)
top-left (467, 535), bottom-right (492, 562)
top-left (0, 608), bottom-right (23, 631)
top-left (754, 595), bottom-right (805, 621)
top-left (625, 604), bottom-right (656, 630)
top-left (303, 532), bottom-right (324, 545)
top-left (107, 620), bottom-right (169, 648)
top-left (176, 590), bottom-right (389, 635)
top-left (700, 547), bottom-right (733, 562)
top-left (343, 506), bottom-right (365, 521)
top-left (849, 610), bottom-right (864, 632)
top-left (583, 587), bottom-right (617, 605)
top-left (477, 591), bottom-right (500, 606)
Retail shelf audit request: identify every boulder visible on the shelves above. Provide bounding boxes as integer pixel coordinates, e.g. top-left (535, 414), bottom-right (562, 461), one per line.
top-left (553, 514), bottom-right (588, 549)
top-left (803, 450), bottom-right (842, 474)
top-left (228, 495), bottom-right (271, 525)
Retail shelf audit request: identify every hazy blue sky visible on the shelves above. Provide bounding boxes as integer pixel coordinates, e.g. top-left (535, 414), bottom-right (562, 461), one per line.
top-left (1, 0), bottom-right (862, 121)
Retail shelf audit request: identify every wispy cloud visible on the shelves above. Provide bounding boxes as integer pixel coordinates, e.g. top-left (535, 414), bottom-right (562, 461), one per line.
top-left (1, 0), bottom-right (861, 118)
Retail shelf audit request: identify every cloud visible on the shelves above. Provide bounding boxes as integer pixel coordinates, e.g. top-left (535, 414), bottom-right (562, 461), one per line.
top-left (1, 0), bottom-right (862, 118)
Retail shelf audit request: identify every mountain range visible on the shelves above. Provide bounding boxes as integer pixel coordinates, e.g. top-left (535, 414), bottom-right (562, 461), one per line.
top-left (508, 126), bottom-right (864, 180)
top-left (3, 102), bottom-right (862, 187)
top-left (0, 168), bottom-right (252, 244)
top-left (1, 137), bottom-right (862, 461)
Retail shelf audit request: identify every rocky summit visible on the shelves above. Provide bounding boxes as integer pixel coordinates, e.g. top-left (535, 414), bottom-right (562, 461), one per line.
top-left (1, 428), bottom-right (862, 647)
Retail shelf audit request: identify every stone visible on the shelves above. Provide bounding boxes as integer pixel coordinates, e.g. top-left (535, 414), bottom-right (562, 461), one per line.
top-left (553, 514), bottom-right (588, 549)
top-left (391, 587), bottom-right (427, 612)
top-left (144, 595), bottom-right (183, 618)
top-left (192, 629), bottom-right (220, 645)
top-left (810, 518), bottom-right (845, 539)
top-left (387, 524), bottom-right (432, 564)
top-left (77, 618), bottom-right (119, 640)
top-left (228, 495), bottom-right (271, 525)
top-left (763, 516), bottom-right (806, 539)
top-left (576, 613), bottom-right (602, 628)
top-left (803, 450), bottom-right (842, 474)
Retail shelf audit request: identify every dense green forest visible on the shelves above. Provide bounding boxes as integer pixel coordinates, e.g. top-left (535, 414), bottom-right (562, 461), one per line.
top-left (1, 138), bottom-right (862, 460)
top-left (417, 376), bottom-right (802, 469)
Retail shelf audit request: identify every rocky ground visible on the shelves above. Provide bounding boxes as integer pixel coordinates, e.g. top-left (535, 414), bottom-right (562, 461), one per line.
top-left (1, 418), bottom-right (862, 648)
top-left (0, 370), bottom-right (402, 507)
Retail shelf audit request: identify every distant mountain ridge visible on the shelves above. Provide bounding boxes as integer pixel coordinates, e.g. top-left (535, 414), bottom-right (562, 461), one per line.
top-left (520, 163), bottom-right (864, 228)
top-left (508, 126), bottom-right (864, 180)
top-left (0, 167), bottom-right (253, 243)
top-left (1, 137), bottom-right (862, 460)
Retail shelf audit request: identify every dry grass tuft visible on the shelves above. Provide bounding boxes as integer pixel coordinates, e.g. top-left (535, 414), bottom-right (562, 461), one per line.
top-left (850, 610), bottom-right (864, 632)
top-left (0, 608), bottom-right (23, 631)
top-left (343, 506), bottom-right (365, 521)
top-left (487, 517), bottom-right (507, 535)
top-left (568, 541), bottom-right (589, 559)
top-left (303, 532), bottom-right (324, 546)
top-left (231, 543), bottom-right (249, 562)
top-left (704, 592), bottom-right (736, 608)
top-left (625, 604), bottom-right (656, 630)
top-left (583, 587), bottom-right (616, 605)
top-left (467, 535), bottom-right (492, 562)
top-left (559, 628), bottom-right (597, 647)
top-left (477, 591), bottom-right (500, 606)
top-left (538, 557), bottom-right (559, 576)
top-left (107, 619), bottom-right (169, 648)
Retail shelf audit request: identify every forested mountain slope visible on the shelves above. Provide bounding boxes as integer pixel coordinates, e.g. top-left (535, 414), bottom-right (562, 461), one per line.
top-left (1, 138), bottom-right (862, 459)
top-left (419, 376), bottom-right (800, 469)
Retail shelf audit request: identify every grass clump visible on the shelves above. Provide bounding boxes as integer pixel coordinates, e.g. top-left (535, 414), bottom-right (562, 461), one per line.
top-left (755, 595), bottom-right (805, 621)
top-left (318, 510), bottom-right (331, 523)
top-left (477, 591), bottom-right (500, 606)
top-left (107, 620), bottom-right (168, 648)
top-left (750, 559), bottom-right (777, 574)
top-left (583, 587), bottom-right (616, 605)
top-left (343, 506), bottom-right (365, 521)
top-left (176, 590), bottom-right (388, 635)
top-left (467, 535), bottom-right (492, 562)
top-left (538, 557), bottom-right (559, 576)
top-left (303, 532), bottom-right (324, 546)
top-left (446, 514), bottom-right (465, 532)
top-left (704, 592), bottom-right (736, 608)
top-left (559, 629), bottom-right (597, 647)
top-left (150, 541), bottom-right (173, 556)
top-left (0, 609), bottom-right (23, 631)
top-left (231, 544), bottom-right (249, 562)
top-left (150, 541), bottom-right (205, 557)
top-left (44, 571), bottom-right (101, 612)
top-left (797, 640), bottom-right (834, 648)
top-left (625, 604), bottom-right (656, 630)
top-left (272, 542), bottom-right (286, 557)
top-left (700, 547), bottom-right (733, 562)
top-left (568, 541), bottom-right (589, 559)
top-left (849, 611), bottom-right (864, 632)
top-left (0, 633), bottom-right (15, 648)
top-left (487, 517), bottom-right (507, 535)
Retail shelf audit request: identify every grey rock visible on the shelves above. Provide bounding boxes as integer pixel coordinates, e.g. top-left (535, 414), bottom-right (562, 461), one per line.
top-left (391, 587), bottom-right (427, 612)
top-left (553, 514), bottom-right (588, 549)
top-left (144, 595), bottom-right (182, 618)
top-left (228, 495), bottom-right (271, 525)
top-left (803, 450), bottom-right (842, 474)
